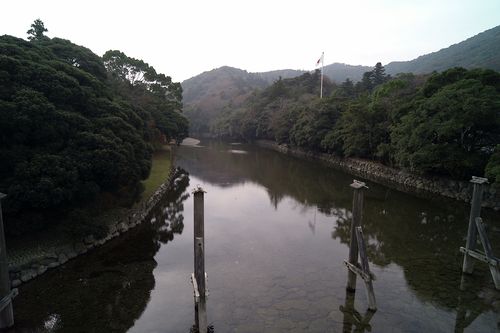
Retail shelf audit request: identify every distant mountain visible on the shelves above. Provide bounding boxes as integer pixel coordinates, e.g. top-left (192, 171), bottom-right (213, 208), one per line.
top-left (182, 66), bottom-right (305, 134)
top-left (323, 63), bottom-right (372, 82)
top-left (182, 66), bottom-right (304, 106)
top-left (183, 25), bottom-right (500, 134)
top-left (386, 25), bottom-right (500, 75)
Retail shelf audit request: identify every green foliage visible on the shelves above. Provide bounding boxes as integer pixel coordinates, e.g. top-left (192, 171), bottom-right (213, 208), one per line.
top-left (290, 98), bottom-right (342, 150)
top-left (392, 68), bottom-right (500, 178)
top-left (27, 19), bottom-right (48, 41)
top-left (0, 32), bottom-right (187, 234)
top-left (210, 71), bottom-right (335, 143)
top-left (210, 65), bottom-right (500, 186)
top-left (103, 50), bottom-right (188, 142)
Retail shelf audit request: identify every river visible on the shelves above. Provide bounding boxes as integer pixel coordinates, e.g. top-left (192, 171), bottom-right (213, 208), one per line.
top-left (9, 140), bottom-right (500, 332)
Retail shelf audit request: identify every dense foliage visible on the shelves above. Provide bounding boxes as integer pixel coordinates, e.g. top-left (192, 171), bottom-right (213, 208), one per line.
top-left (0, 25), bottom-right (188, 234)
top-left (210, 65), bottom-right (500, 185)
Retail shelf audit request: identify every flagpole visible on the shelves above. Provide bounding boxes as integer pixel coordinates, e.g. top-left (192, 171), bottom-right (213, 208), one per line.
top-left (320, 51), bottom-right (324, 99)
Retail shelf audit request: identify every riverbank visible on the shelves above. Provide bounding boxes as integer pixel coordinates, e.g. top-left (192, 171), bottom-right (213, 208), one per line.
top-left (256, 140), bottom-right (500, 210)
top-left (7, 149), bottom-right (181, 287)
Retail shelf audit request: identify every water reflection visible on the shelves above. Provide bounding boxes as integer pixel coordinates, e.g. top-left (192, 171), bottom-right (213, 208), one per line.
top-left (177, 140), bottom-right (500, 332)
top-left (10, 169), bottom-right (190, 332)
top-left (340, 290), bottom-right (375, 333)
top-left (10, 141), bottom-right (500, 332)
top-left (190, 298), bottom-right (215, 333)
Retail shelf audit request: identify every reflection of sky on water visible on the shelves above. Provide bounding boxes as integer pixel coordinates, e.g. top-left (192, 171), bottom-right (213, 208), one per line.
top-left (170, 140), bottom-right (500, 333)
top-left (11, 140), bottom-right (500, 333)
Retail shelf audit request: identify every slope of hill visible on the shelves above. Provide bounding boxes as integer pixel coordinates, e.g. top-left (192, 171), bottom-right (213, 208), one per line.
top-left (183, 25), bottom-right (500, 134)
top-left (182, 66), bottom-right (305, 134)
top-left (386, 25), bottom-right (500, 75)
top-left (323, 63), bottom-right (372, 82)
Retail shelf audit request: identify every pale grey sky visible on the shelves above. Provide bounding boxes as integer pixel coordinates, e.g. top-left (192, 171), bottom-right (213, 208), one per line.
top-left (1, 0), bottom-right (499, 82)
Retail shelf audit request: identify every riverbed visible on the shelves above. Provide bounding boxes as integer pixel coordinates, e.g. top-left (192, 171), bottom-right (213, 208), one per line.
top-left (10, 140), bottom-right (500, 332)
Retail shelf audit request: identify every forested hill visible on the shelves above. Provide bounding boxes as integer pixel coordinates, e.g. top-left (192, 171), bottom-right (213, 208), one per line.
top-left (0, 24), bottom-right (188, 235)
top-left (210, 66), bottom-right (500, 187)
top-left (323, 63), bottom-right (372, 82)
top-left (385, 25), bottom-right (500, 75)
top-left (182, 66), bottom-right (305, 134)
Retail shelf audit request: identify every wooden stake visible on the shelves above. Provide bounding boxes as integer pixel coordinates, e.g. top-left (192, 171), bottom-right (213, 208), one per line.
top-left (193, 187), bottom-right (207, 299)
top-left (347, 180), bottom-right (367, 291)
top-left (195, 237), bottom-right (205, 298)
top-left (356, 227), bottom-right (376, 311)
top-left (462, 177), bottom-right (487, 274)
top-left (475, 218), bottom-right (500, 289)
top-left (195, 298), bottom-right (208, 333)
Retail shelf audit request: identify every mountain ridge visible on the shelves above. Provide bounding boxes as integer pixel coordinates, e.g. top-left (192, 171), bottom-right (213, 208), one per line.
top-left (182, 25), bottom-right (500, 134)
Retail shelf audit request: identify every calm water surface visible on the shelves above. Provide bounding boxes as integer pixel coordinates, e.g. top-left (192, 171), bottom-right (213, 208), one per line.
top-left (10, 140), bottom-right (500, 332)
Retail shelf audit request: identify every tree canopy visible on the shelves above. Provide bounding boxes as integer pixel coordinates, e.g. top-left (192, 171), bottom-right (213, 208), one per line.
top-left (26, 18), bottom-right (48, 41)
top-left (208, 65), bottom-right (500, 186)
top-left (0, 20), bottom-right (188, 234)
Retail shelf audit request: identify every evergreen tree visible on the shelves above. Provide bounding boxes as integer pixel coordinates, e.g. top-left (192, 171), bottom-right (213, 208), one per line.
top-left (27, 19), bottom-right (48, 41)
top-left (340, 78), bottom-right (355, 97)
top-left (361, 71), bottom-right (374, 91)
top-left (372, 62), bottom-right (387, 86)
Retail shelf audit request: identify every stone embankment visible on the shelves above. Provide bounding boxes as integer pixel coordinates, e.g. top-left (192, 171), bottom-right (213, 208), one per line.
top-left (8, 167), bottom-right (183, 288)
top-left (257, 140), bottom-right (500, 210)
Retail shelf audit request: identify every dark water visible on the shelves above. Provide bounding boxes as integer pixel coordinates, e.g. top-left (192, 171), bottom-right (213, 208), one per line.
top-left (10, 140), bottom-right (500, 332)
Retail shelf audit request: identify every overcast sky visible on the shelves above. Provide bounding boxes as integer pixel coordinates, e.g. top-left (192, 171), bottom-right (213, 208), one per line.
top-left (1, 0), bottom-right (499, 82)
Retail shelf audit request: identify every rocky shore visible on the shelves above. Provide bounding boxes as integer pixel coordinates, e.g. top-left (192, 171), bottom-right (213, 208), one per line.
top-left (256, 140), bottom-right (500, 210)
top-left (8, 167), bottom-right (183, 287)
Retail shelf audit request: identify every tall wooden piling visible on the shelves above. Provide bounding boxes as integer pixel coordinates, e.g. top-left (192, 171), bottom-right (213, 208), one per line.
top-left (195, 237), bottom-right (205, 298)
top-left (193, 187), bottom-right (206, 298)
top-left (347, 180), bottom-right (367, 291)
top-left (0, 193), bottom-right (14, 329)
top-left (356, 227), bottom-right (376, 310)
top-left (194, 298), bottom-right (208, 333)
top-left (462, 177), bottom-right (488, 274)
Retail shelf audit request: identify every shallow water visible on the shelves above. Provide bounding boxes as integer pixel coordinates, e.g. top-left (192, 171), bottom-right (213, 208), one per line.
top-left (10, 140), bottom-right (500, 332)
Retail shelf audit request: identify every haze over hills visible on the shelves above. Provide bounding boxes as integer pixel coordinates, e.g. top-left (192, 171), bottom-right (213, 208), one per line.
top-left (182, 66), bottom-right (305, 133)
top-left (182, 25), bottom-right (500, 134)
top-left (385, 25), bottom-right (500, 75)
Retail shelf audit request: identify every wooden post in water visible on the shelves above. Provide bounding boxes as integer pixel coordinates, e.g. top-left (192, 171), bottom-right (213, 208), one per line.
top-left (356, 227), bottom-right (376, 310)
top-left (462, 176), bottom-right (488, 274)
top-left (193, 187), bottom-right (206, 299)
top-left (475, 217), bottom-right (500, 289)
top-left (347, 180), bottom-right (367, 291)
top-left (192, 187), bottom-right (208, 333)
top-left (194, 298), bottom-right (208, 333)
top-left (0, 193), bottom-right (14, 329)
top-left (195, 237), bottom-right (205, 299)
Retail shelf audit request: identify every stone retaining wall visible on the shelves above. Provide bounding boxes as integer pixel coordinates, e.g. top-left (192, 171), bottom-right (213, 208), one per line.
top-left (8, 167), bottom-right (182, 288)
top-left (256, 140), bottom-right (500, 210)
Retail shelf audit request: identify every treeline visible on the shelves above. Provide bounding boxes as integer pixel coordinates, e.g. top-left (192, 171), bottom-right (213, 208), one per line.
top-left (211, 64), bottom-right (500, 185)
top-left (0, 20), bottom-right (188, 234)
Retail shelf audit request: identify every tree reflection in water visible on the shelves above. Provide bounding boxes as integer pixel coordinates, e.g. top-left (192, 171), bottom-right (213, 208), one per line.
top-left (10, 169), bottom-right (190, 333)
top-left (177, 141), bottom-right (500, 332)
top-left (331, 187), bottom-right (500, 332)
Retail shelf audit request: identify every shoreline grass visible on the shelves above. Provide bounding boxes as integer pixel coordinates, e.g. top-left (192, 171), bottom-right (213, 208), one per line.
top-left (141, 146), bottom-right (172, 201)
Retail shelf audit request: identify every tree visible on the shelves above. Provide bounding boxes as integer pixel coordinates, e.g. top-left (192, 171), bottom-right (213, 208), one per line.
top-left (391, 68), bottom-right (500, 179)
top-left (103, 50), bottom-right (187, 143)
top-left (27, 19), bottom-right (48, 41)
top-left (339, 78), bottom-right (355, 97)
top-left (0, 35), bottom-right (155, 234)
top-left (360, 71), bottom-right (374, 92)
top-left (372, 62), bottom-right (388, 86)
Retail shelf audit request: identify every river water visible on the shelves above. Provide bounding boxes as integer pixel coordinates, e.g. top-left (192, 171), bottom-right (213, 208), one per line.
top-left (9, 140), bottom-right (500, 332)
